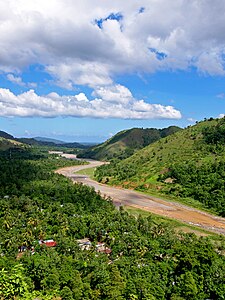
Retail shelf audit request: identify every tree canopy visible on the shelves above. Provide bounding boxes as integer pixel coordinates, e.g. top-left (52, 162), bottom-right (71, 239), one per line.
top-left (0, 147), bottom-right (225, 299)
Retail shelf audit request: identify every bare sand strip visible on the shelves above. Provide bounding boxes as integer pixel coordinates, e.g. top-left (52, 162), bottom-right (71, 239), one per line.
top-left (56, 160), bottom-right (225, 235)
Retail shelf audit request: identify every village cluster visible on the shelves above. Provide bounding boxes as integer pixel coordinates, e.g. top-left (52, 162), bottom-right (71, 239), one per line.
top-left (18, 238), bottom-right (111, 257)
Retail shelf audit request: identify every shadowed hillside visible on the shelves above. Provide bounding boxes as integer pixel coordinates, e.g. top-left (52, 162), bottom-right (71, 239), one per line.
top-left (0, 130), bottom-right (15, 140)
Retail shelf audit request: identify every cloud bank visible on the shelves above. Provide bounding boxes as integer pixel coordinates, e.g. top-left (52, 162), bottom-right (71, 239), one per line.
top-left (1, 0), bottom-right (224, 119)
top-left (0, 85), bottom-right (181, 119)
top-left (1, 0), bottom-right (225, 87)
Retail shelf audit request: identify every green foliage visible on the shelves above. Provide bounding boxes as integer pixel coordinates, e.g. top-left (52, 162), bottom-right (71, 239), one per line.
top-left (0, 264), bottom-right (29, 299)
top-left (95, 117), bottom-right (225, 216)
top-left (160, 159), bottom-right (225, 215)
top-left (202, 117), bottom-right (225, 145)
top-left (0, 148), bottom-right (85, 198)
top-left (0, 138), bottom-right (23, 151)
top-left (78, 126), bottom-right (181, 161)
top-left (0, 147), bottom-right (225, 299)
top-left (61, 286), bottom-right (74, 300)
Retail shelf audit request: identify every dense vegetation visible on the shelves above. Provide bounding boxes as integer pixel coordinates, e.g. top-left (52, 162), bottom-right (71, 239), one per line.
top-left (78, 126), bottom-right (181, 161)
top-left (0, 137), bottom-right (24, 152)
top-left (1, 146), bottom-right (225, 299)
top-left (95, 117), bottom-right (225, 215)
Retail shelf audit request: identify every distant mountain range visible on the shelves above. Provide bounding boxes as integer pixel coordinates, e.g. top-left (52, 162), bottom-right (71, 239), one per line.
top-left (0, 126), bottom-right (182, 155)
top-left (0, 131), bottom-right (89, 149)
top-left (34, 137), bottom-right (66, 144)
top-left (78, 126), bottom-right (182, 161)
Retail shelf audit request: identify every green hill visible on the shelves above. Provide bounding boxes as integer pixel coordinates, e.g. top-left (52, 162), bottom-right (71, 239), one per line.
top-left (17, 137), bottom-right (88, 149)
top-left (0, 130), bottom-right (14, 140)
top-left (0, 130), bottom-right (27, 151)
top-left (0, 137), bottom-right (23, 151)
top-left (95, 117), bottom-right (225, 215)
top-left (0, 131), bottom-right (87, 149)
top-left (34, 136), bottom-right (65, 144)
top-left (0, 131), bottom-right (40, 149)
top-left (78, 126), bottom-right (181, 161)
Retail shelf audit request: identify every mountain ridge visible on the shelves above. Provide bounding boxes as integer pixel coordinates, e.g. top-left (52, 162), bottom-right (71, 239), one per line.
top-left (0, 130), bottom-right (88, 149)
top-left (34, 136), bottom-right (66, 144)
top-left (94, 117), bottom-right (225, 215)
top-left (78, 126), bottom-right (182, 161)
top-left (0, 130), bottom-right (14, 140)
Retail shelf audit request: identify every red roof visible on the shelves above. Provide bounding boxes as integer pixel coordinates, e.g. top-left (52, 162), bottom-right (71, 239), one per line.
top-left (45, 241), bottom-right (57, 247)
top-left (39, 239), bottom-right (57, 247)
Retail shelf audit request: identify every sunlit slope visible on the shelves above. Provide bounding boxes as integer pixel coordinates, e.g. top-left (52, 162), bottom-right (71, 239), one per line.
top-left (78, 126), bottom-right (181, 161)
top-left (95, 117), bottom-right (225, 215)
top-left (0, 130), bottom-right (25, 151)
top-left (0, 137), bottom-right (23, 151)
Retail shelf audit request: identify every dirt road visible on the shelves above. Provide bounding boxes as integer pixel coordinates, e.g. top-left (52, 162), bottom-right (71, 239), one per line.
top-left (56, 159), bottom-right (225, 235)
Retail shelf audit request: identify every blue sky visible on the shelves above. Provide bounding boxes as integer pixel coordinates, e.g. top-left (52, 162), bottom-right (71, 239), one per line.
top-left (0, 1), bottom-right (224, 142)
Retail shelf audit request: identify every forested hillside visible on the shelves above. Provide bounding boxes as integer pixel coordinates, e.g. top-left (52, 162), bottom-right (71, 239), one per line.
top-left (95, 117), bottom-right (225, 216)
top-left (1, 147), bottom-right (225, 299)
top-left (0, 137), bottom-right (24, 151)
top-left (78, 126), bottom-right (181, 161)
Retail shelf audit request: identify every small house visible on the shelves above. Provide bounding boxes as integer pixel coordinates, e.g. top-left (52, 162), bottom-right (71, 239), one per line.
top-left (77, 238), bottom-right (92, 250)
top-left (38, 239), bottom-right (57, 247)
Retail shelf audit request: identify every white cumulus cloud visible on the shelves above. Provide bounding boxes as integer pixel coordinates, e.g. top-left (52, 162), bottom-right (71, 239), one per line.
top-left (1, 1), bottom-right (225, 119)
top-left (0, 86), bottom-right (181, 119)
top-left (7, 73), bottom-right (37, 88)
top-left (7, 74), bottom-right (25, 86)
top-left (218, 113), bottom-right (225, 119)
top-left (93, 84), bottom-right (132, 104)
top-left (0, 0), bottom-right (225, 88)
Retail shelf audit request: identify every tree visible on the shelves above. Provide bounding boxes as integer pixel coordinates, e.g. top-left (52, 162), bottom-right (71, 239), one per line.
top-left (0, 264), bottom-right (29, 299)
top-left (61, 286), bottom-right (74, 300)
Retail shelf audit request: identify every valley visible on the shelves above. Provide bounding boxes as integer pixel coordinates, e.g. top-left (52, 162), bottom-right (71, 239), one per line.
top-left (1, 129), bottom-right (225, 299)
top-left (56, 160), bottom-right (225, 236)
top-left (1, 2), bottom-right (225, 298)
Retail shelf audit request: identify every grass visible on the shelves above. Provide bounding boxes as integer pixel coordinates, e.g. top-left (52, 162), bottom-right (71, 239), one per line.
top-left (74, 167), bottom-right (96, 179)
top-left (146, 175), bottom-right (158, 184)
